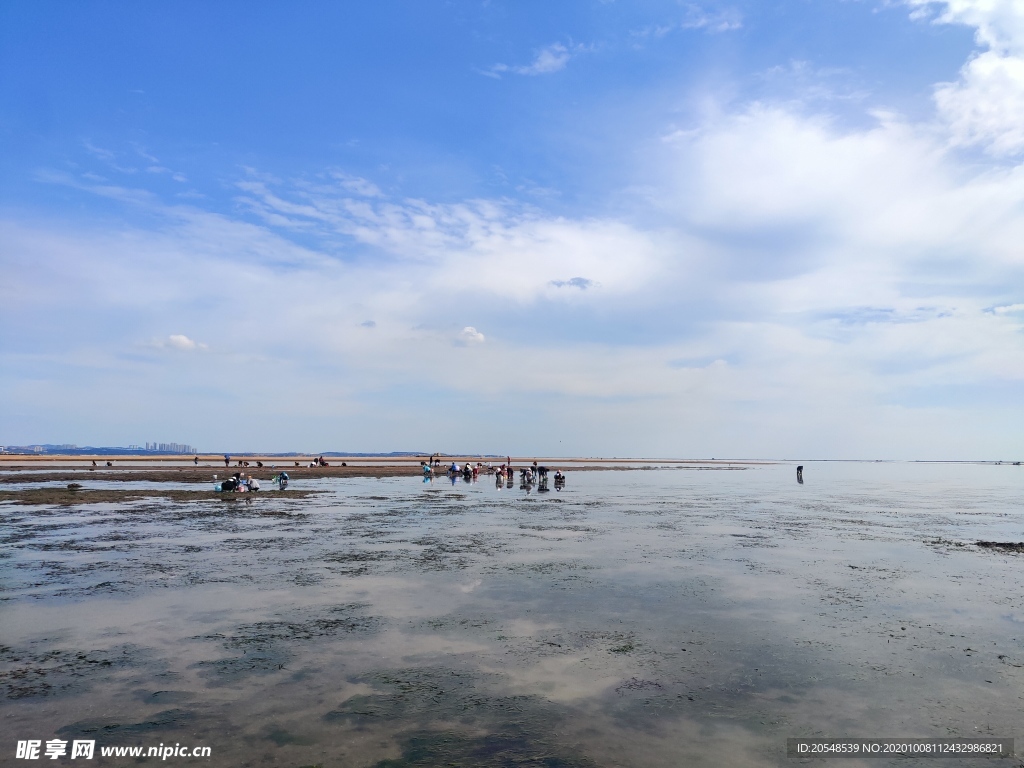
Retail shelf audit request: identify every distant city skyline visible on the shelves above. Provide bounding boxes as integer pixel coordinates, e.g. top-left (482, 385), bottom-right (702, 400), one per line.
top-left (1, 442), bottom-right (195, 455)
top-left (2, 1), bottom-right (1023, 459)
top-left (144, 442), bottom-right (195, 454)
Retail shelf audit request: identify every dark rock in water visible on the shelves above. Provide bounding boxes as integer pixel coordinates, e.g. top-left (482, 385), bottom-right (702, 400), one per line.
top-left (67, 483), bottom-right (82, 490)
top-left (976, 541), bottom-right (1024, 553)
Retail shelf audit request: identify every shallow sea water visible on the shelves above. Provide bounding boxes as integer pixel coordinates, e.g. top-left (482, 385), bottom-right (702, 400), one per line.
top-left (2, 462), bottom-right (1023, 767)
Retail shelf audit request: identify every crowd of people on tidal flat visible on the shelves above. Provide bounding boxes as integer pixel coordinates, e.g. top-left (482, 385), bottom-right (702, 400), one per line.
top-left (421, 455), bottom-right (566, 490)
top-left (210, 454), bottom-right (566, 494)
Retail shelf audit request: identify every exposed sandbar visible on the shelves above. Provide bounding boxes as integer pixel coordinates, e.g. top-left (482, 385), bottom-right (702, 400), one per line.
top-left (0, 457), bottom-right (767, 485)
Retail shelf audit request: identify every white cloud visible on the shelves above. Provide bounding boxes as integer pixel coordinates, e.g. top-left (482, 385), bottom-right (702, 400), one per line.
top-left (167, 334), bottom-right (204, 350)
top-left (909, 0), bottom-right (1024, 154)
top-left (144, 166), bottom-right (190, 183)
top-left (681, 5), bottom-right (742, 32)
top-left (486, 43), bottom-right (578, 78)
top-left (992, 303), bottom-right (1024, 314)
top-left (908, 0), bottom-right (1024, 53)
top-left (142, 335), bottom-right (208, 351)
top-left (229, 175), bottom-right (663, 303)
top-left (755, 61), bottom-right (869, 105)
top-left (630, 6), bottom-right (741, 45)
top-left (458, 326), bottom-right (486, 345)
top-left (83, 140), bottom-right (116, 162)
top-left (935, 51), bottom-right (1024, 154)
top-left (132, 145), bottom-right (160, 164)
top-left (327, 170), bottom-right (383, 198)
top-left (518, 43), bottom-right (572, 74)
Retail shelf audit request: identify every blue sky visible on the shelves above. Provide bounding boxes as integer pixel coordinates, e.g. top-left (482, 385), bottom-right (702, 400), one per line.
top-left (2, 0), bottom-right (1023, 458)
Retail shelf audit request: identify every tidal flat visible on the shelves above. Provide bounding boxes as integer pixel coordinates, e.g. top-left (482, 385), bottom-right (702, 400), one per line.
top-left (2, 463), bottom-right (1023, 767)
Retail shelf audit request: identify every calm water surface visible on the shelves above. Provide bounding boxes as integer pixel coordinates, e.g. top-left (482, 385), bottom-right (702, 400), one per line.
top-left (2, 463), bottom-right (1023, 766)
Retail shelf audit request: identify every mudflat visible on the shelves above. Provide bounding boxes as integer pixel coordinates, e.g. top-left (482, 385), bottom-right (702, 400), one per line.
top-left (3, 462), bottom-right (1022, 767)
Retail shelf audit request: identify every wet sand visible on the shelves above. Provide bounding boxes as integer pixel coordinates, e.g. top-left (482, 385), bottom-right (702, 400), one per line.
top-left (0, 459), bottom-right (754, 497)
top-left (2, 462), bottom-right (1023, 766)
top-left (0, 456), bottom-right (763, 482)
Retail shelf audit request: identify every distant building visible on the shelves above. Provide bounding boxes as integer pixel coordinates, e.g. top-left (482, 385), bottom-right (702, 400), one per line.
top-left (145, 442), bottom-right (196, 454)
